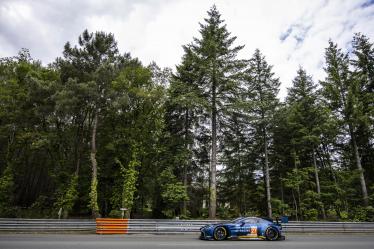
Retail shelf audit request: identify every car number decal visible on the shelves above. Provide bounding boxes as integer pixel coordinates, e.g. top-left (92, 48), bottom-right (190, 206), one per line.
top-left (250, 226), bottom-right (257, 235)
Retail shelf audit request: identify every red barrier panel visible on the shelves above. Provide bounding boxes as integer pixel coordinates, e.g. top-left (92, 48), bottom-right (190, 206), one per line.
top-left (96, 218), bottom-right (128, 234)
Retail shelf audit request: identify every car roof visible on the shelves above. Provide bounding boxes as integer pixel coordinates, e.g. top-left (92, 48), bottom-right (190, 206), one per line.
top-left (231, 217), bottom-right (273, 223)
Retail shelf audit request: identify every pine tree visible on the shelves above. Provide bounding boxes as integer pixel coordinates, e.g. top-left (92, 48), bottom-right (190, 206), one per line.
top-left (321, 41), bottom-right (369, 206)
top-left (164, 46), bottom-right (200, 217)
top-left (220, 108), bottom-right (254, 216)
top-left (286, 67), bottom-right (326, 219)
top-left (59, 30), bottom-right (121, 217)
top-left (243, 49), bottom-right (280, 218)
top-left (189, 5), bottom-right (245, 218)
top-left (351, 33), bottom-right (374, 190)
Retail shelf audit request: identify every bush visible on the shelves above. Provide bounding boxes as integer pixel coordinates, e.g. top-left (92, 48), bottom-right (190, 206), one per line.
top-left (303, 208), bottom-right (318, 221)
top-left (352, 206), bottom-right (374, 221)
top-left (108, 210), bottom-right (123, 218)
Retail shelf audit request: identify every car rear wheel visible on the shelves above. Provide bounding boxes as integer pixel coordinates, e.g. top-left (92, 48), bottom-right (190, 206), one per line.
top-left (265, 227), bottom-right (279, 241)
top-left (213, 227), bottom-right (227, 241)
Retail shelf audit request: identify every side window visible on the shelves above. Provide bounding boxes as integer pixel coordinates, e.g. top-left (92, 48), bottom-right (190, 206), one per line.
top-left (243, 218), bottom-right (256, 224)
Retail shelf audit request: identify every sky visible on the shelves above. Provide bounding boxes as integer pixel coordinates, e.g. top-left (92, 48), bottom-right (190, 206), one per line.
top-left (1, 0), bottom-right (374, 98)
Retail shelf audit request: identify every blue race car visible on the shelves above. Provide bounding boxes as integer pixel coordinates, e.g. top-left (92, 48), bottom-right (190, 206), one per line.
top-left (200, 217), bottom-right (285, 241)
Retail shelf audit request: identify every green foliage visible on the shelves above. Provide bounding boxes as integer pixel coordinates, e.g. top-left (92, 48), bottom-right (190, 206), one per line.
top-left (161, 182), bottom-right (189, 204)
top-left (113, 148), bottom-right (140, 217)
top-left (303, 208), bottom-right (319, 221)
top-left (108, 210), bottom-right (122, 218)
top-left (89, 178), bottom-right (99, 216)
top-left (54, 175), bottom-right (78, 218)
top-left (352, 206), bottom-right (374, 222)
top-left (159, 168), bottom-right (189, 218)
top-left (271, 198), bottom-right (290, 217)
top-left (283, 167), bottom-right (314, 190)
top-left (0, 166), bottom-right (15, 217)
top-left (0, 8), bottom-right (373, 221)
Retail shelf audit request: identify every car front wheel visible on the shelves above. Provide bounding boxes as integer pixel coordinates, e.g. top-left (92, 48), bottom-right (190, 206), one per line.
top-left (213, 227), bottom-right (227, 241)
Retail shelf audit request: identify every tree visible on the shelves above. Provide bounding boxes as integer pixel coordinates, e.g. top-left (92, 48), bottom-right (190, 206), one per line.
top-left (286, 67), bottom-right (327, 219)
top-left (190, 5), bottom-right (245, 218)
top-left (0, 50), bottom-right (60, 217)
top-left (59, 30), bottom-right (121, 217)
top-left (321, 41), bottom-right (369, 206)
top-left (158, 167), bottom-right (189, 218)
top-left (219, 108), bottom-right (254, 216)
top-left (164, 46), bottom-right (202, 217)
top-left (243, 49), bottom-right (280, 218)
top-left (351, 33), bottom-right (374, 190)
top-left (105, 57), bottom-right (166, 218)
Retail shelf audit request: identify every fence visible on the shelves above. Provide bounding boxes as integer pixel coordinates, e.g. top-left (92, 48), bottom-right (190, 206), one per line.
top-left (1, 218), bottom-right (374, 234)
top-left (96, 218), bottom-right (128, 234)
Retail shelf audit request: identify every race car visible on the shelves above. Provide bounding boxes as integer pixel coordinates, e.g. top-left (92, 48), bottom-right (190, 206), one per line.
top-left (199, 217), bottom-right (285, 241)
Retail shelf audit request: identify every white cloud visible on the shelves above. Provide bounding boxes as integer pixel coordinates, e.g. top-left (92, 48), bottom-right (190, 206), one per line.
top-left (0, 0), bottom-right (373, 99)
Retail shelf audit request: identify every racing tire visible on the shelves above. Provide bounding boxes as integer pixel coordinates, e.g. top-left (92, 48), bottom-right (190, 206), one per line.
top-left (265, 227), bottom-right (279, 241)
top-left (213, 226), bottom-right (227, 241)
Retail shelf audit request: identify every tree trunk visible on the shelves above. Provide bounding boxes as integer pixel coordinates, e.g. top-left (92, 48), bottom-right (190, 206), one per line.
top-left (293, 149), bottom-right (301, 219)
top-left (90, 110), bottom-right (100, 218)
top-left (75, 126), bottom-right (83, 177)
top-left (313, 148), bottom-right (326, 219)
top-left (280, 175), bottom-right (285, 214)
top-left (209, 78), bottom-right (217, 219)
top-left (264, 129), bottom-right (272, 218)
top-left (349, 124), bottom-right (369, 206)
top-left (75, 113), bottom-right (87, 176)
top-left (292, 189), bottom-right (298, 221)
top-left (238, 142), bottom-right (243, 214)
top-left (183, 109), bottom-right (189, 217)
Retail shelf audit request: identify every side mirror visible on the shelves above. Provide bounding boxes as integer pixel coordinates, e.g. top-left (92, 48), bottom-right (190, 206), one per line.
top-left (240, 221), bottom-right (245, 227)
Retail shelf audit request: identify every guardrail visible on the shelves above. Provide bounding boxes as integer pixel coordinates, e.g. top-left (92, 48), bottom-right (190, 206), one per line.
top-left (0, 218), bottom-right (94, 232)
top-left (1, 218), bottom-right (374, 233)
top-left (96, 218), bottom-right (128, 234)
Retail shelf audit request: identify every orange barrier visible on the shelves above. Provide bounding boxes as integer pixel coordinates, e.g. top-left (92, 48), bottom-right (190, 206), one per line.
top-left (96, 218), bottom-right (128, 234)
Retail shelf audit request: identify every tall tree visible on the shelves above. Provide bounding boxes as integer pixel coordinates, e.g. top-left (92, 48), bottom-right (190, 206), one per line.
top-left (189, 5), bottom-right (245, 218)
top-left (59, 30), bottom-right (121, 217)
top-left (286, 67), bottom-right (327, 219)
top-left (243, 49), bottom-right (280, 218)
top-left (165, 46), bottom-right (202, 217)
top-left (351, 33), bottom-right (374, 188)
top-left (321, 41), bottom-right (369, 206)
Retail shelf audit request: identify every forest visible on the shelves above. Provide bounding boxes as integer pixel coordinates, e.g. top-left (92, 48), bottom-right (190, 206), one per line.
top-left (0, 6), bottom-right (373, 221)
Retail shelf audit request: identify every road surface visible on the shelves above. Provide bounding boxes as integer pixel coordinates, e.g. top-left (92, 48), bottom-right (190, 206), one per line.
top-left (0, 233), bottom-right (373, 249)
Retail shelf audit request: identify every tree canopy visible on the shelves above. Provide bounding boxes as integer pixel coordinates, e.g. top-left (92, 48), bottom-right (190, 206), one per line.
top-left (0, 7), bottom-right (373, 221)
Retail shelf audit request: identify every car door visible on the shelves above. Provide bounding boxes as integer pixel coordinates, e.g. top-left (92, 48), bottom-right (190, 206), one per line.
top-left (238, 218), bottom-right (257, 236)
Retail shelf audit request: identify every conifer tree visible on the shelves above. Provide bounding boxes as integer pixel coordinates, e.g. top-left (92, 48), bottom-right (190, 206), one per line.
top-left (164, 46), bottom-right (201, 217)
top-left (321, 41), bottom-right (369, 206)
top-left (189, 5), bottom-right (245, 218)
top-left (243, 49), bottom-right (280, 218)
top-left (351, 34), bottom-right (374, 188)
top-left (286, 67), bottom-right (327, 219)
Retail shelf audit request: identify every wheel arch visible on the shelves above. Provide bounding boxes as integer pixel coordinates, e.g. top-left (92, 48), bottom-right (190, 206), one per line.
top-left (222, 225), bottom-right (231, 237)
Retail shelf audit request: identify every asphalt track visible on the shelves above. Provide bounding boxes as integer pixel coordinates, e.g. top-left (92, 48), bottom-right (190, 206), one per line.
top-left (0, 234), bottom-right (373, 249)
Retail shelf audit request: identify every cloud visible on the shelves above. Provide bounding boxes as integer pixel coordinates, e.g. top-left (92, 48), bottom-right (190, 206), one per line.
top-left (361, 0), bottom-right (374, 8)
top-left (0, 0), bottom-right (373, 99)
